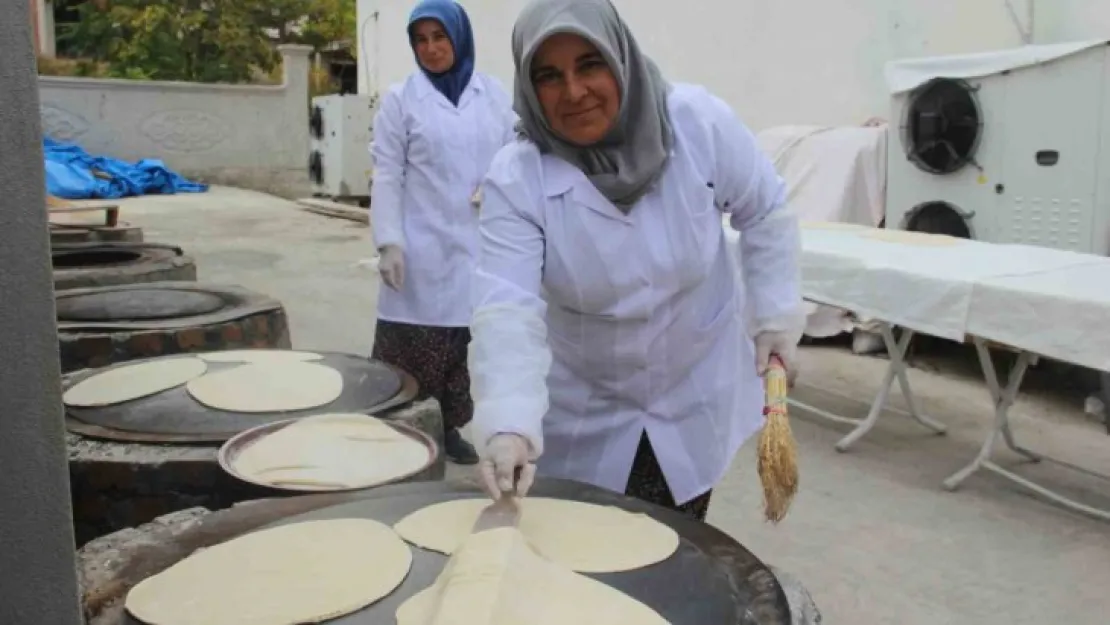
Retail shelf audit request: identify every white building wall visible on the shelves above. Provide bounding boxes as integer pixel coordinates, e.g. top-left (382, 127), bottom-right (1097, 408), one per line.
top-left (356, 0), bottom-right (1106, 130)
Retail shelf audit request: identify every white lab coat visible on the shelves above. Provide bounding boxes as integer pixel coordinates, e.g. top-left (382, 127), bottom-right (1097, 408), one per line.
top-left (370, 71), bottom-right (517, 327)
top-left (469, 84), bottom-right (803, 505)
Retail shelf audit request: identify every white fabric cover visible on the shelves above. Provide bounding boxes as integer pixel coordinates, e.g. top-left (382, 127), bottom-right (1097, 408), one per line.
top-left (756, 125), bottom-right (887, 227)
top-left (885, 39), bottom-right (1110, 95)
top-left (968, 254), bottom-right (1110, 372)
top-left (755, 124), bottom-right (889, 337)
top-left (762, 224), bottom-right (1110, 372)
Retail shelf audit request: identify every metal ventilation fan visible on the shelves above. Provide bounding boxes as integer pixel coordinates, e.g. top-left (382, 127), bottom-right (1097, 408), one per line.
top-left (901, 77), bottom-right (984, 175)
top-left (309, 105), bottom-right (325, 140)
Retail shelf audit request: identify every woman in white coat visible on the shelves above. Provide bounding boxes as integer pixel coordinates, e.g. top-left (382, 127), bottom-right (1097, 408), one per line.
top-left (370, 0), bottom-right (516, 464)
top-left (468, 0), bottom-right (804, 520)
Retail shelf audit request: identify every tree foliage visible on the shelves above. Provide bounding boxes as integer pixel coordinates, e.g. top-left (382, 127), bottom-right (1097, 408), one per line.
top-left (59, 0), bottom-right (356, 83)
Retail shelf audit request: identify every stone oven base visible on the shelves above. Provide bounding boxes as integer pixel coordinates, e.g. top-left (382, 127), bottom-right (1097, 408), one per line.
top-left (69, 398), bottom-right (446, 547)
top-left (50, 223), bottom-right (144, 245)
top-left (54, 244), bottom-right (197, 291)
top-left (59, 307), bottom-right (292, 373)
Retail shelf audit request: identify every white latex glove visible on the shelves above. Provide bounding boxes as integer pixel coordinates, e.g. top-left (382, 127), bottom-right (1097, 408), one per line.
top-left (754, 330), bottom-right (799, 385)
top-left (378, 245), bottom-right (404, 291)
top-left (478, 433), bottom-right (536, 500)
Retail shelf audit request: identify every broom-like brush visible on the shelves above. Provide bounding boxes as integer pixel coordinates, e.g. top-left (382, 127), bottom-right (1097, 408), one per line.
top-left (758, 355), bottom-right (798, 524)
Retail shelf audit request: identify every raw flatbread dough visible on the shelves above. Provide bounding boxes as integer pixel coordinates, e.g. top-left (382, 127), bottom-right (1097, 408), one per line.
top-left (197, 350), bottom-right (323, 364)
top-left (63, 357), bottom-right (208, 407)
top-left (125, 518), bottom-right (412, 625)
top-left (186, 361), bottom-right (343, 413)
top-left (394, 497), bottom-right (679, 573)
top-left (230, 413), bottom-right (431, 490)
top-left (395, 527), bottom-right (669, 625)
top-left (859, 229), bottom-right (963, 246)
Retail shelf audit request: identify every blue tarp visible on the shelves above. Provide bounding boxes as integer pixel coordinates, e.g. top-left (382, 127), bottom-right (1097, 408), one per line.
top-left (43, 137), bottom-right (208, 200)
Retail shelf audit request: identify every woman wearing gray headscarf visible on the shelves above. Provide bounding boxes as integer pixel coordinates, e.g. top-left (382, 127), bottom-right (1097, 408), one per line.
top-left (467, 0), bottom-right (803, 521)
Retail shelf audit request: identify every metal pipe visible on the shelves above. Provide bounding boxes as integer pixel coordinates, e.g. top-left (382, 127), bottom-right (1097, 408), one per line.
top-left (0, 0), bottom-right (84, 622)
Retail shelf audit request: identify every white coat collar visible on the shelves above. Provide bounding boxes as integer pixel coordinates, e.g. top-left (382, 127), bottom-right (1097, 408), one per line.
top-left (541, 155), bottom-right (578, 197)
top-left (413, 71), bottom-right (483, 102)
top-left (541, 154), bottom-right (631, 223)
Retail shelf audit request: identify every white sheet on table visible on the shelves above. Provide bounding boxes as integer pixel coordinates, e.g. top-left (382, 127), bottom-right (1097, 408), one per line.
top-left (967, 254), bottom-right (1110, 372)
top-left (730, 222), bottom-right (1109, 363)
top-left (796, 229), bottom-right (1096, 342)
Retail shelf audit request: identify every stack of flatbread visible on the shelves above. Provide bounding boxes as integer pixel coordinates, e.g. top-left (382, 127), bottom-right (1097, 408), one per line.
top-left (229, 413), bottom-right (430, 490)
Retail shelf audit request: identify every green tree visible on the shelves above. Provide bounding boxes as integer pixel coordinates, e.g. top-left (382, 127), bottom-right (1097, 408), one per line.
top-left (59, 0), bottom-right (356, 83)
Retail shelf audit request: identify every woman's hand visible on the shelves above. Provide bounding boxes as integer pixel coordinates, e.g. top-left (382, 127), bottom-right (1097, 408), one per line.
top-left (378, 245), bottom-right (405, 290)
top-left (478, 433), bottom-right (536, 500)
top-left (754, 330), bottom-right (799, 386)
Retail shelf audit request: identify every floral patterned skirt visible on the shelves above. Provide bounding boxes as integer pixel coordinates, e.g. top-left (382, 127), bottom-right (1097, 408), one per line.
top-left (624, 432), bottom-right (713, 522)
top-left (371, 319), bottom-right (472, 431)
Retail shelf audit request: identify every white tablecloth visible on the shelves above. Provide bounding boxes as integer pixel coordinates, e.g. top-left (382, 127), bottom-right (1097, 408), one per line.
top-left (729, 223), bottom-right (1110, 370)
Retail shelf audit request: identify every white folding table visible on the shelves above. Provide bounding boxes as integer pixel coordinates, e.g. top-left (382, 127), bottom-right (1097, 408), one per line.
top-left (736, 225), bottom-right (1110, 519)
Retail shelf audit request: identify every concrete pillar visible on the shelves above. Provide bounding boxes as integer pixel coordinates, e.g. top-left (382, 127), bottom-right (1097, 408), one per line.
top-left (278, 43), bottom-right (313, 184)
top-left (0, 0), bottom-right (83, 623)
top-left (279, 43), bottom-right (314, 96)
top-left (39, 0), bottom-right (58, 58)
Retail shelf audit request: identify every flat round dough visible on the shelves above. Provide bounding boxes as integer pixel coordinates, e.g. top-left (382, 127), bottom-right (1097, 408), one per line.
top-left (396, 527), bottom-right (668, 625)
top-left (197, 350), bottom-right (323, 364)
top-left (394, 497), bottom-right (679, 573)
top-left (186, 361), bottom-right (343, 413)
top-left (125, 518), bottom-right (412, 625)
top-left (230, 414), bottom-right (431, 490)
top-left (859, 229), bottom-right (963, 246)
top-left (63, 357), bottom-right (208, 407)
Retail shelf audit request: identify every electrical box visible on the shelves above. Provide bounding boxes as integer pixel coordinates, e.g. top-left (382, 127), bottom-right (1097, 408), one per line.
top-left (885, 40), bottom-right (1110, 254)
top-left (308, 94), bottom-right (377, 199)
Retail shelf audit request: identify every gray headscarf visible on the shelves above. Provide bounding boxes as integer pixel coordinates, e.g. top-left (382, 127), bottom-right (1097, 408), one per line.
top-left (511, 0), bottom-right (674, 211)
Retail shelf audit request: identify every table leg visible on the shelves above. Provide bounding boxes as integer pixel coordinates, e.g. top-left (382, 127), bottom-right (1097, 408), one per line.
top-left (941, 339), bottom-right (1110, 520)
top-left (887, 324), bottom-right (948, 436)
top-left (833, 323), bottom-right (946, 452)
top-left (943, 339), bottom-right (1035, 490)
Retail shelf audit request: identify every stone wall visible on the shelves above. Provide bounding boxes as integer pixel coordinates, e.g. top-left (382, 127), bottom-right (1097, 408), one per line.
top-left (39, 45), bottom-right (312, 199)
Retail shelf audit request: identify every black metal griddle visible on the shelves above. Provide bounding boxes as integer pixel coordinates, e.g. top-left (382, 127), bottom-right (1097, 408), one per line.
top-left (64, 352), bottom-right (418, 444)
top-left (54, 282), bottom-right (284, 332)
top-left (121, 479), bottom-right (791, 625)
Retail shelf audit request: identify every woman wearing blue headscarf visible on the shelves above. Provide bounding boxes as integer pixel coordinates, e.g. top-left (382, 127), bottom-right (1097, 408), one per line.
top-left (370, 0), bottom-right (517, 464)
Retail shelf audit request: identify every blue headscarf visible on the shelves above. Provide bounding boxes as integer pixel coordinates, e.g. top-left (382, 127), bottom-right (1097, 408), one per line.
top-left (407, 0), bottom-right (475, 106)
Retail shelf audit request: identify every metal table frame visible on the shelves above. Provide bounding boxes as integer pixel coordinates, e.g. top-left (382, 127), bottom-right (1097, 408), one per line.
top-left (795, 318), bottom-right (1110, 521)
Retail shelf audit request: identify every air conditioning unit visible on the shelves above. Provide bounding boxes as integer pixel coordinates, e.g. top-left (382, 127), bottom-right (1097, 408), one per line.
top-left (884, 39), bottom-right (1110, 254)
top-left (308, 94), bottom-right (377, 199)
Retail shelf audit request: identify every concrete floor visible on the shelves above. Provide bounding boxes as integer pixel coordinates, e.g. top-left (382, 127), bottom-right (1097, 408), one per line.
top-left (103, 186), bottom-right (1110, 624)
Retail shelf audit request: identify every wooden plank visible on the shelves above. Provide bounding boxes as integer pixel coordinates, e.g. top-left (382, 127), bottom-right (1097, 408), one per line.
top-left (47, 199), bottom-right (120, 227)
top-left (296, 197), bottom-right (369, 225)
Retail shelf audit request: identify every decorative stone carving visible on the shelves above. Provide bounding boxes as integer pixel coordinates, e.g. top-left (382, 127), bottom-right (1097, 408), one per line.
top-left (138, 109), bottom-right (230, 153)
top-left (41, 102), bottom-right (91, 142)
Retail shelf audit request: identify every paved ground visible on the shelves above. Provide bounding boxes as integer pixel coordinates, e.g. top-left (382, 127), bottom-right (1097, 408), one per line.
top-left (102, 186), bottom-right (1110, 624)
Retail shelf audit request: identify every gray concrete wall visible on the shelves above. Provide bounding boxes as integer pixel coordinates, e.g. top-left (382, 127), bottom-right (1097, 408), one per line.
top-left (39, 44), bottom-right (313, 199)
top-left (0, 0), bottom-right (83, 622)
